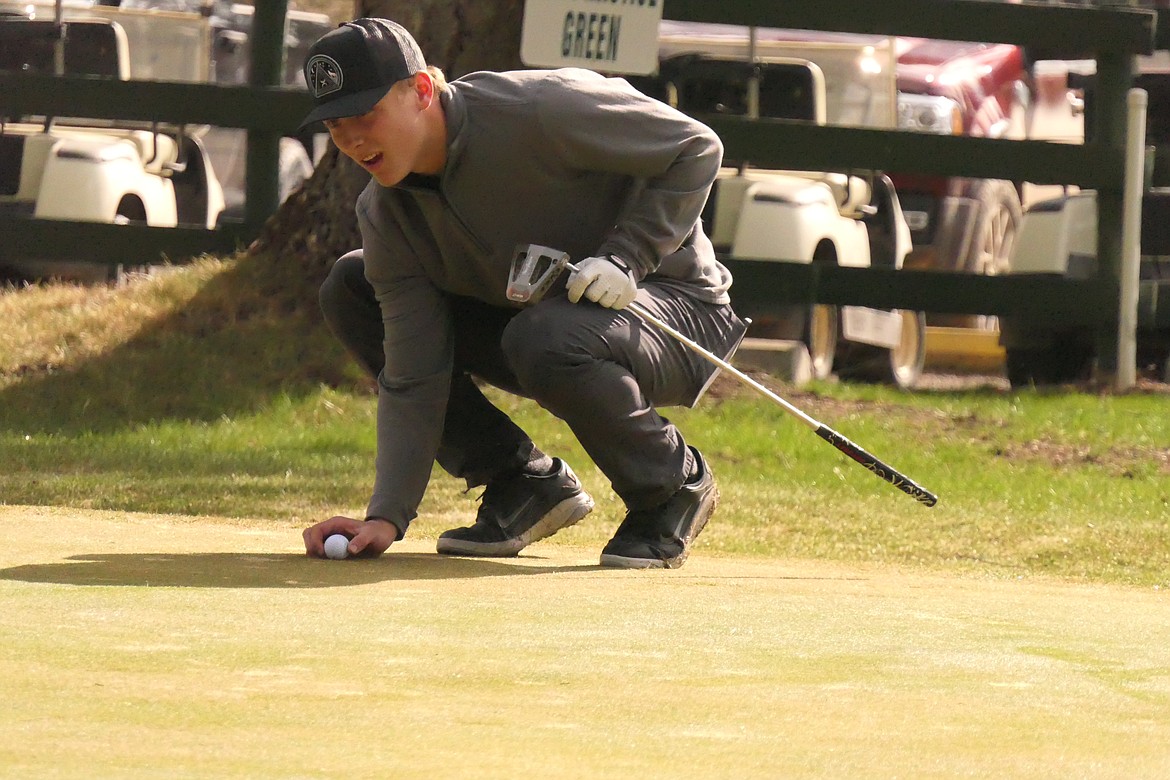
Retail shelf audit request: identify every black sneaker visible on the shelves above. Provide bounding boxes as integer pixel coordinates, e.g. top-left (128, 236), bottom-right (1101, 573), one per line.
top-left (599, 448), bottom-right (717, 569)
top-left (436, 459), bottom-right (594, 557)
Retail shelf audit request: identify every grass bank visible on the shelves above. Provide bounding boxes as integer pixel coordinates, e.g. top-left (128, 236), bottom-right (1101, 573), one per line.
top-left (1, 259), bottom-right (1168, 586)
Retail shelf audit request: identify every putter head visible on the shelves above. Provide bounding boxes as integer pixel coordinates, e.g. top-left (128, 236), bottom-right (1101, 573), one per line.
top-left (506, 244), bottom-right (572, 303)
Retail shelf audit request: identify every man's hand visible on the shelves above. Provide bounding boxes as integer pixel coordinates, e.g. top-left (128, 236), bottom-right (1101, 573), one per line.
top-left (303, 516), bottom-right (400, 558)
top-left (566, 255), bottom-right (637, 309)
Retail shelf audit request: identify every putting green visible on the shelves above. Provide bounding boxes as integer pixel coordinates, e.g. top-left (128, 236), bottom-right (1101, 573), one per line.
top-left (1, 505), bottom-right (1168, 778)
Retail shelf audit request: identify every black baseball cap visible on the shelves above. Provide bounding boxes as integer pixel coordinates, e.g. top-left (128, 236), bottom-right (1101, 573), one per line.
top-left (300, 18), bottom-right (427, 129)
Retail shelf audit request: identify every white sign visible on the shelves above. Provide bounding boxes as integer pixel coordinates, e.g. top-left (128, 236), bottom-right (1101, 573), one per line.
top-left (521, 0), bottom-right (663, 76)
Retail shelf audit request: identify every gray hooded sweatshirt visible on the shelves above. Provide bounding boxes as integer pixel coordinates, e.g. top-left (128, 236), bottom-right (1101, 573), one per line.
top-left (355, 67), bottom-right (731, 533)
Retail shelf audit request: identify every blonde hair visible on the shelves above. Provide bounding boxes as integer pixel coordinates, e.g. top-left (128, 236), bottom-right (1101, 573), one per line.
top-left (428, 65), bottom-right (449, 93)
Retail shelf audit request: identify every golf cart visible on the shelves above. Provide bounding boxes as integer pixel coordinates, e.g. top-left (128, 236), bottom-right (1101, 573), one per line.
top-left (631, 22), bottom-right (925, 389)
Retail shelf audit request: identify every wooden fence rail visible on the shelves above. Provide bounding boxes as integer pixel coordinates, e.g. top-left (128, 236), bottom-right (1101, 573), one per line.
top-left (0, 0), bottom-right (1160, 374)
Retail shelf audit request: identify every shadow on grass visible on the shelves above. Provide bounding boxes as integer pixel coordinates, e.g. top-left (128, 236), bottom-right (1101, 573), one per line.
top-left (0, 252), bottom-right (364, 436)
top-left (0, 552), bottom-right (602, 588)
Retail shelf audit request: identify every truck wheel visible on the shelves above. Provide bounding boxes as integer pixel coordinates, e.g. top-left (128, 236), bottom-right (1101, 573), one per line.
top-left (961, 180), bottom-right (1023, 330)
top-left (1006, 343), bottom-right (1093, 388)
top-left (966, 180), bottom-right (1022, 277)
top-left (835, 310), bottom-right (926, 390)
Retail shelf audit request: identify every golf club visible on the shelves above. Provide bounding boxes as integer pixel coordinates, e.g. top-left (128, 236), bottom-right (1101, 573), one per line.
top-left (507, 244), bottom-right (939, 507)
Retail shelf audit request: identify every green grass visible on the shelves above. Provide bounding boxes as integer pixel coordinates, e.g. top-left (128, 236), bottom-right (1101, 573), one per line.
top-left (5, 511), bottom-right (1169, 779)
top-left (2, 378), bottom-right (1168, 586)
top-left (1, 257), bottom-right (1168, 586)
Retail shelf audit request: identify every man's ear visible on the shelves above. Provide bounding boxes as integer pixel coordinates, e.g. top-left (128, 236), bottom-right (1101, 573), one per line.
top-left (413, 71), bottom-right (436, 107)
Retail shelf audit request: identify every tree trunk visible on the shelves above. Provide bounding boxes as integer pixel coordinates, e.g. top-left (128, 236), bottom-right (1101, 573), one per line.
top-left (361, 0), bottom-right (525, 76)
top-left (248, 0), bottom-right (524, 291)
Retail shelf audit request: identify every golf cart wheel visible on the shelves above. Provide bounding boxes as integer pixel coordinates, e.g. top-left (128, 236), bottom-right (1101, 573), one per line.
top-left (887, 309), bottom-right (926, 388)
top-left (806, 304), bottom-right (838, 380)
top-left (745, 305), bottom-right (837, 380)
top-left (110, 196), bottom-right (150, 285)
top-left (836, 310), bottom-right (926, 390)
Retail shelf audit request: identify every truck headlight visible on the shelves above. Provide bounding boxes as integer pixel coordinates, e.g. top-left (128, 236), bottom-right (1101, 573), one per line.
top-left (897, 94), bottom-right (963, 135)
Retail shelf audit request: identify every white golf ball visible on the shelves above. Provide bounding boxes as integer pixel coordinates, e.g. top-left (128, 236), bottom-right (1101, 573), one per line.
top-left (323, 533), bottom-right (350, 560)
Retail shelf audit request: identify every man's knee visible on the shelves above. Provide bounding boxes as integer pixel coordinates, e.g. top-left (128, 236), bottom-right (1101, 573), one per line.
top-left (502, 302), bottom-right (615, 396)
top-left (501, 305), bottom-right (571, 386)
top-left (319, 250), bottom-right (369, 319)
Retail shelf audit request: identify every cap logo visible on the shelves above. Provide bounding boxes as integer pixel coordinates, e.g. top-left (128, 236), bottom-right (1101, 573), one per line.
top-left (306, 54), bottom-right (344, 98)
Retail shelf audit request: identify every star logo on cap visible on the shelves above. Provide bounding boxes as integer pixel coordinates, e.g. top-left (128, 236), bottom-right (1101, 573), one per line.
top-left (306, 54), bottom-right (344, 98)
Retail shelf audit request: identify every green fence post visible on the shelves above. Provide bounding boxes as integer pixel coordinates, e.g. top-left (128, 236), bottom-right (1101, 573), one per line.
top-left (244, 1), bottom-right (289, 232)
top-left (1092, 50), bottom-right (1135, 380)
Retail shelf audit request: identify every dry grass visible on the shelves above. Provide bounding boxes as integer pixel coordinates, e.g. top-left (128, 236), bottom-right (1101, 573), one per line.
top-left (0, 263), bottom-right (215, 384)
top-left (0, 251), bottom-right (363, 431)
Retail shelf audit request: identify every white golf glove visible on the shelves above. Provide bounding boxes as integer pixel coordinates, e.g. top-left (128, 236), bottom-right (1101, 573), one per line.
top-left (566, 255), bottom-right (638, 309)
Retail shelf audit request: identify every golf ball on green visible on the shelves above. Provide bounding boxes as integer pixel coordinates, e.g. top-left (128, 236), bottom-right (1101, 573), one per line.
top-left (324, 533), bottom-right (350, 560)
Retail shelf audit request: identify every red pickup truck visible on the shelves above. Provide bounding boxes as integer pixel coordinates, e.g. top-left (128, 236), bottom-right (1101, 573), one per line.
top-left (890, 37), bottom-right (1029, 282)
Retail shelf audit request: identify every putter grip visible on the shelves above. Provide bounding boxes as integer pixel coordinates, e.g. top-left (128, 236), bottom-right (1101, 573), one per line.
top-left (815, 425), bottom-right (938, 507)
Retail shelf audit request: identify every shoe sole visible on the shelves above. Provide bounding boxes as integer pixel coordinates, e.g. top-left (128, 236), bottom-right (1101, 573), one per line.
top-left (599, 487), bottom-right (718, 570)
top-left (436, 492), bottom-right (595, 557)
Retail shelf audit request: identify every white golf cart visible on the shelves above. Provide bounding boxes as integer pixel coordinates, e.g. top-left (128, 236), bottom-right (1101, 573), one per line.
top-left (633, 23), bottom-right (925, 389)
top-left (0, 0), bottom-right (332, 282)
top-left (0, 11), bottom-right (225, 281)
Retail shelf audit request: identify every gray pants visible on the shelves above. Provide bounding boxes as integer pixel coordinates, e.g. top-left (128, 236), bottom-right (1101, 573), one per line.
top-left (319, 253), bottom-right (744, 510)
